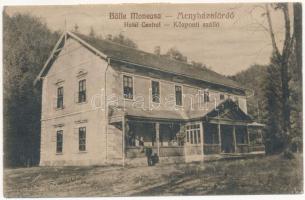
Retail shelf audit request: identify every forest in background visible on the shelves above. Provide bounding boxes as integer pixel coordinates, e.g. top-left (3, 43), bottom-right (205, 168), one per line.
top-left (3, 3), bottom-right (302, 167)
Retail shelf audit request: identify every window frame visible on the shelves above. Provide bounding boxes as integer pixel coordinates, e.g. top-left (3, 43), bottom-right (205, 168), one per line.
top-left (56, 130), bottom-right (63, 154)
top-left (122, 75), bottom-right (134, 100)
top-left (79, 127), bottom-right (86, 152)
top-left (175, 85), bottom-right (183, 106)
top-left (78, 79), bottom-right (87, 103)
top-left (204, 90), bottom-right (210, 102)
top-left (151, 80), bottom-right (161, 103)
top-left (186, 123), bottom-right (201, 145)
top-left (57, 86), bottom-right (64, 109)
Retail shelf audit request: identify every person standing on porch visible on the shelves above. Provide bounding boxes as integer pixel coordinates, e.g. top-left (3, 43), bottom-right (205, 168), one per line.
top-left (135, 136), bottom-right (139, 147)
top-left (139, 137), bottom-right (144, 152)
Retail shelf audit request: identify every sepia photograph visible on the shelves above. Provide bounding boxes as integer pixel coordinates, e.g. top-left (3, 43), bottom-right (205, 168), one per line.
top-left (2, 1), bottom-right (303, 197)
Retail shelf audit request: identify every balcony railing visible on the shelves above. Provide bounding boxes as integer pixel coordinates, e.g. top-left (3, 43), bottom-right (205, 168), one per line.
top-left (204, 144), bottom-right (221, 155)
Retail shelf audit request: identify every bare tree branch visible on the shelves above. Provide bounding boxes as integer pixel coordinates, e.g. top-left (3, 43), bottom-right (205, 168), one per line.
top-left (265, 4), bottom-right (281, 60)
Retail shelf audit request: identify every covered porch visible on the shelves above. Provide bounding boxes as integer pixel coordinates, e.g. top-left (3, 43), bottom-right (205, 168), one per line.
top-left (203, 99), bottom-right (265, 156)
top-left (124, 120), bottom-right (185, 159)
top-left (107, 99), bottom-right (265, 165)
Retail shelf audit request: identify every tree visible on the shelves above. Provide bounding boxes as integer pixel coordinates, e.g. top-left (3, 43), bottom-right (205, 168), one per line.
top-left (191, 61), bottom-right (208, 70)
top-left (289, 3), bottom-right (302, 152)
top-left (164, 47), bottom-right (187, 63)
top-left (262, 57), bottom-right (284, 154)
top-left (293, 3), bottom-right (302, 80)
top-left (265, 3), bottom-right (294, 147)
top-left (111, 33), bottom-right (138, 49)
top-left (3, 12), bottom-right (60, 167)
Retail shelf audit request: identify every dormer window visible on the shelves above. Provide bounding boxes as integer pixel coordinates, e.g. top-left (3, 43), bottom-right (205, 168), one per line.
top-left (123, 75), bottom-right (133, 99)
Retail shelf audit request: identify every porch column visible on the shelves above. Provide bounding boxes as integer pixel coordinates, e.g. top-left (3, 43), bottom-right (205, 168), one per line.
top-left (156, 122), bottom-right (160, 156)
top-left (246, 126), bottom-right (250, 144)
top-left (200, 123), bottom-right (204, 157)
top-left (218, 123), bottom-right (222, 153)
top-left (233, 125), bottom-right (237, 153)
top-left (122, 116), bottom-right (125, 167)
top-left (247, 126), bottom-right (250, 152)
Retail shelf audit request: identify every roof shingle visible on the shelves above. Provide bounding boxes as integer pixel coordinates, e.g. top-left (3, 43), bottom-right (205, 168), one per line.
top-left (73, 32), bottom-right (244, 90)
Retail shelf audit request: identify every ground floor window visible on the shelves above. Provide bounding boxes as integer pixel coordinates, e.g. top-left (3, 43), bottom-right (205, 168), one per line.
top-left (126, 122), bottom-right (182, 147)
top-left (160, 123), bottom-right (181, 146)
top-left (186, 123), bottom-right (201, 145)
top-left (56, 130), bottom-right (63, 153)
top-left (126, 122), bottom-right (156, 147)
top-left (79, 127), bottom-right (86, 151)
top-left (249, 128), bottom-right (263, 145)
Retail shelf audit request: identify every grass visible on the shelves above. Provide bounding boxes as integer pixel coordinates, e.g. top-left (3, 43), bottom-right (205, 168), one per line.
top-left (3, 153), bottom-right (303, 197)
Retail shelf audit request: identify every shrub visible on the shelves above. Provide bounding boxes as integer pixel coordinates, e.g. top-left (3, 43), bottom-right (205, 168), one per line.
top-left (282, 149), bottom-right (295, 160)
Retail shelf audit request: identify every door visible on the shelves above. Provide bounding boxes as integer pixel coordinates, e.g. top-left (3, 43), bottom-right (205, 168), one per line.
top-left (184, 122), bottom-right (204, 162)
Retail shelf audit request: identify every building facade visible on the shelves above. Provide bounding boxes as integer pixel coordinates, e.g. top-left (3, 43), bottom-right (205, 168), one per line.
top-left (35, 32), bottom-right (264, 166)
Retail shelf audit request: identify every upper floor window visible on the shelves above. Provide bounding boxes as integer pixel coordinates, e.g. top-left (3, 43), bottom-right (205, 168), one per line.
top-left (57, 87), bottom-right (64, 109)
top-left (79, 127), bottom-right (86, 151)
top-left (78, 79), bottom-right (86, 103)
top-left (123, 75), bottom-right (133, 99)
top-left (56, 130), bottom-right (63, 153)
top-left (204, 91), bottom-right (210, 102)
top-left (151, 80), bottom-right (160, 103)
top-left (220, 93), bottom-right (225, 100)
top-left (175, 85), bottom-right (182, 106)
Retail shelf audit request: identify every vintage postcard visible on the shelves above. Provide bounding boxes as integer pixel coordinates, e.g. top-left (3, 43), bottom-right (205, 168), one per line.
top-left (2, 1), bottom-right (303, 197)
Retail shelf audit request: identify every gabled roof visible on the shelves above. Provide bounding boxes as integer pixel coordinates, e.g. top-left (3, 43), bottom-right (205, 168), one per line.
top-left (205, 98), bottom-right (253, 121)
top-left (35, 31), bottom-right (244, 91)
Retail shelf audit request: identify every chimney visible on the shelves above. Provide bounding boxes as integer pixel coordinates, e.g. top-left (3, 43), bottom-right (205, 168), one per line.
top-left (106, 34), bottom-right (112, 41)
top-left (154, 46), bottom-right (161, 56)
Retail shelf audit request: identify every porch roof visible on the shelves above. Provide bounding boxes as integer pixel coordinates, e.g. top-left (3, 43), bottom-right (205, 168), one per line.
top-left (108, 106), bottom-right (187, 123)
top-left (108, 99), bottom-right (255, 124)
top-left (247, 122), bottom-right (265, 127)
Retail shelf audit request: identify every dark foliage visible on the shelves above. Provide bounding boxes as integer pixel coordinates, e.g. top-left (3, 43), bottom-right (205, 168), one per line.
top-left (261, 57), bottom-right (285, 154)
top-left (3, 12), bottom-right (60, 167)
top-left (229, 64), bottom-right (267, 121)
top-left (107, 33), bottom-right (138, 49)
top-left (164, 47), bottom-right (188, 63)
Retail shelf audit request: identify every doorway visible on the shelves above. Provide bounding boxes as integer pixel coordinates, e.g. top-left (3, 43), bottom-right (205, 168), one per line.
top-left (221, 125), bottom-right (235, 153)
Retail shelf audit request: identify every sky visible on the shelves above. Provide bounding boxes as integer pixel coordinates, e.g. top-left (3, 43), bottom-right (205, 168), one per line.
top-left (5, 3), bottom-right (288, 75)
